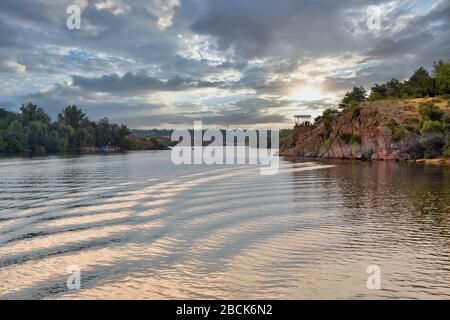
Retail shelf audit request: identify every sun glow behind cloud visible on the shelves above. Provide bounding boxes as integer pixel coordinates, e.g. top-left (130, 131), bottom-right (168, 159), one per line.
top-left (289, 86), bottom-right (324, 102)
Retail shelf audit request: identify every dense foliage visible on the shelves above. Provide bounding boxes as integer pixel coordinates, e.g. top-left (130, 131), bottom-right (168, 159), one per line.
top-left (339, 60), bottom-right (450, 108)
top-left (0, 104), bottom-right (164, 155)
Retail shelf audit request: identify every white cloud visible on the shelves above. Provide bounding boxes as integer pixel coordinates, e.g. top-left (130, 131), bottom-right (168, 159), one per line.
top-left (94, 0), bottom-right (129, 16)
top-left (0, 59), bottom-right (27, 75)
top-left (147, 0), bottom-right (180, 30)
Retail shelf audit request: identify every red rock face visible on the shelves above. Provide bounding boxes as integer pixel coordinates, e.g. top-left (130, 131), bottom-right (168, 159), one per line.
top-left (280, 99), bottom-right (450, 160)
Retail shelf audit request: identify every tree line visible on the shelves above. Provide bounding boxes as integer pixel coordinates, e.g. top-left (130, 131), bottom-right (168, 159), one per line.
top-left (339, 60), bottom-right (450, 108)
top-left (0, 104), bottom-right (165, 155)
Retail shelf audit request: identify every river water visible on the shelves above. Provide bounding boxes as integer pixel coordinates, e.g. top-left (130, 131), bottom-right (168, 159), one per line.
top-left (0, 151), bottom-right (449, 299)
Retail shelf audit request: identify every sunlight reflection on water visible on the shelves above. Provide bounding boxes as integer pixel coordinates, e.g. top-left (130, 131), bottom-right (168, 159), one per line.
top-left (0, 151), bottom-right (449, 299)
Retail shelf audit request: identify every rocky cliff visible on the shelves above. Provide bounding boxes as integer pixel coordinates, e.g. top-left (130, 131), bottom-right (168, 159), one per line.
top-left (280, 98), bottom-right (450, 160)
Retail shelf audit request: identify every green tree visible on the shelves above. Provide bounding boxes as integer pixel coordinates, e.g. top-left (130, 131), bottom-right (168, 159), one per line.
top-left (0, 108), bottom-right (20, 130)
top-left (433, 60), bottom-right (450, 95)
top-left (321, 108), bottom-right (340, 129)
top-left (1, 103), bottom-right (165, 154)
top-left (405, 67), bottom-right (435, 97)
top-left (58, 105), bottom-right (86, 129)
top-left (20, 103), bottom-right (51, 124)
top-left (95, 118), bottom-right (112, 147)
top-left (5, 120), bottom-right (29, 153)
top-left (370, 83), bottom-right (387, 98)
top-left (339, 86), bottom-right (367, 108)
top-left (386, 78), bottom-right (403, 97)
top-left (57, 121), bottom-right (76, 152)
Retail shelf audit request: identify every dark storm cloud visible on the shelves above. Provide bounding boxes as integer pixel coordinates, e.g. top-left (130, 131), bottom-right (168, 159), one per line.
top-left (71, 72), bottom-right (224, 93)
top-left (190, 0), bottom-right (381, 59)
top-left (159, 55), bottom-right (248, 79)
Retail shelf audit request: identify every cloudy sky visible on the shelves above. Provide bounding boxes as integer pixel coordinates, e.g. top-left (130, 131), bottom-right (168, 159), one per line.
top-left (0, 0), bottom-right (449, 128)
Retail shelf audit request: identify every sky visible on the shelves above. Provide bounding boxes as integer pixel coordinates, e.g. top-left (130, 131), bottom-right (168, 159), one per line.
top-left (0, 0), bottom-right (449, 129)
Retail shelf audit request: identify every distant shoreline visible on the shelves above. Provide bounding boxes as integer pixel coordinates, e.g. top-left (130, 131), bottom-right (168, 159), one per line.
top-left (0, 148), bottom-right (170, 160)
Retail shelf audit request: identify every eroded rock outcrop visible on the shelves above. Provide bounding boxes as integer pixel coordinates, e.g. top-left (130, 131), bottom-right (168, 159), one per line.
top-left (280, 99), bottom-right (450, 160)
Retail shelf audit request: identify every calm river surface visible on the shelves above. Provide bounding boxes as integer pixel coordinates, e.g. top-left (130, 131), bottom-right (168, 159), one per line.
top-left (0, 151), bottom-right (449, 299)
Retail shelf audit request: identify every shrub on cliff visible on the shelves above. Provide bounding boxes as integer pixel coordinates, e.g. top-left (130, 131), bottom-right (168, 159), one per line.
top-left (339, 132), bottom-right (352, 144)
top-left (434, 60), bottom-right (450, 95)
top-left (339, 132), bottom-right (361, 145)
top-left (420, 120), bottom-right (446, 135)
top-left (321, 108), bottom-right (339, 130)
top-left (350, 134), bottom-right (362, 144)
top-left (392, 125), bottom-right (409, 141)
top-left (349, 101), bottom-right (361, 118)
top-left (418, 102), bottom-right (444, 121)
top-left (339, 86), bottom-right (367, 108)
top-left (370, 83), bottom-right (387, 98)
top-left (368, 92), bottom-right (383, 101)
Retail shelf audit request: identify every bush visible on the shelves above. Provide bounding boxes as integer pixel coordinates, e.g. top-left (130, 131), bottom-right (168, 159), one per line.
top-left (392, 126), bottom-right (409, 141)
top-left (321, 108), bottom-right (340, 125)
top-left (420, 120), bottom-right (445, 135)
top-left (368, 92), bottom-right (382, 101)
top-left (350, 101), bottom-right (361, 118)
top-left (339, 132), bottom-right (361, 145)
top-left (418, 102), bottom-right (444, 121)
top-left (339, 132), bottom-right (352, 144)
top-left (351, 134), bottom-right (362, 144)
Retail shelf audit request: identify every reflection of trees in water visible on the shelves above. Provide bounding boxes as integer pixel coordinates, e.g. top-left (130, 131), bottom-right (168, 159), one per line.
top-left (321, 160), bottom-right (450, 232)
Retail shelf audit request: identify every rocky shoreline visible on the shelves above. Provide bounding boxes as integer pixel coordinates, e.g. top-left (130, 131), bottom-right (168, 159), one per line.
top-left (280, 98), bottom-right (450, 161)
